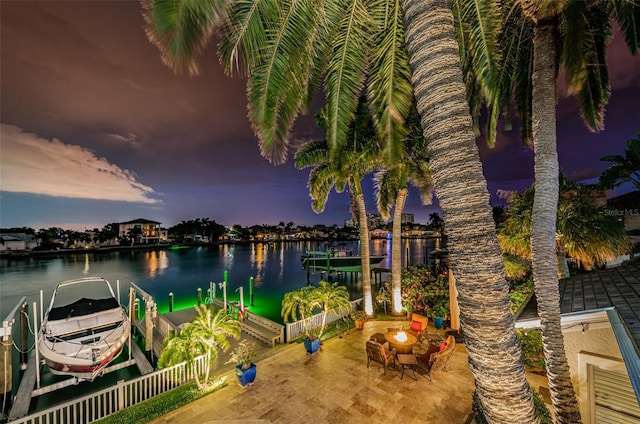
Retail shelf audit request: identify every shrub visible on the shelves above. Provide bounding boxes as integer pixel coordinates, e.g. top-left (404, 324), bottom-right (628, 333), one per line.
top-left (516, 329), bottom-right (546, 372)
top-left (96, 380), bottom-right (225, 424)
top-left (376, 265), bottom-right (448, 315)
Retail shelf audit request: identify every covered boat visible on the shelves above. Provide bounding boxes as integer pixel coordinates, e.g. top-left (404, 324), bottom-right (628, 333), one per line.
top-left (301, 249), bottom-right (386, 272)
top-left (38, 277), bottom-right (130, 381)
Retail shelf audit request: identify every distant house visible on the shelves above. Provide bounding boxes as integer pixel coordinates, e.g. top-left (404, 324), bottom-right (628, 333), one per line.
top-left (0, 232), bottom-right (37, 254)
top-left (118, 219), bottom-right (162, 244)
top-left (515, 262), bottom-right (640, 422)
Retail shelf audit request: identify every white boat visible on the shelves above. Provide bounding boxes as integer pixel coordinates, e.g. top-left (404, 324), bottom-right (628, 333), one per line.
top-left (38, 277), bottom-right (130, 381)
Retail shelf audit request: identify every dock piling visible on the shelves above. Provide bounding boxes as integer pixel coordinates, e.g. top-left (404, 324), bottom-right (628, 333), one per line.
top-left (20, 303), bottom-right (28, 369)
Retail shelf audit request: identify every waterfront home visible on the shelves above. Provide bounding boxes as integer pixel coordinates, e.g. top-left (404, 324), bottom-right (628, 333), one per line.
top-left (118, 218), bottom-right (164, 244)
top-left (0, 232), bottom-right (37, 255)
top-left (515, 261), bottom-right (640, 422)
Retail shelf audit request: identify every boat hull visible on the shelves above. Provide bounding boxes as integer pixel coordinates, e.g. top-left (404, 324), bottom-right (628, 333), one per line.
top-left (38, 277), bottom-right (131, 381)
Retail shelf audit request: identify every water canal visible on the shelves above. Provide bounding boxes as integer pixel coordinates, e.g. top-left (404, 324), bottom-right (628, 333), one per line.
top-left (1, 238), bottom-right (440, 323)
top-left (0, 238), bottom-right (440, 416)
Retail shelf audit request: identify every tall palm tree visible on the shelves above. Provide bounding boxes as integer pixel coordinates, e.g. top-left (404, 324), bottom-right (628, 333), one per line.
top-left (459, 1), bottom-right (639, 420)
top-left (374, 108), bottom-right (433, 315)
top-left (400, 1), bottom-right (536, 421)
top-left (294, 106), bottom-right (381, 315)
top-left (157, 305), bottom-right (241, 389)
top-left (143, 0), bottom-right (538, 420)
top-left (499, 174), bottom-right (630, 278)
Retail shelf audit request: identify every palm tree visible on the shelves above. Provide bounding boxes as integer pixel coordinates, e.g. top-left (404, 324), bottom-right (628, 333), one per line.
top-left (401, 0), bottom-right (537, 421)
top-left (143, 1), bottom-right (538, 420)
top-left (157, 305), bottom-right (241, 389)
top-left (313, 281), bottom-right (351, 338)
top-left (499, 174), bottom-right (630, 278)
top-left (374, 108), bottom-right (433, 315)
top-left (459, 1), bottom-right (639, 420)
top-left (281, 281), bottom-right (351, 340)
top-left (281, 285), bottom-right (317, 339)
top-left (295, 105), bottom-right (381, 315)
top-left (599, 130), bottom-right (640, 191)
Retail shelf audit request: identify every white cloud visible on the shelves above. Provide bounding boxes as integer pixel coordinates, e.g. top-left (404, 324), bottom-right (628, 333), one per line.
top-left (0, 124), bottom-right (160, 203)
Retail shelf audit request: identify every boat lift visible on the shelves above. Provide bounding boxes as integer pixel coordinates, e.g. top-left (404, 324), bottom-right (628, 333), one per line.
top-left (6, 281), bottom-right (154, 421)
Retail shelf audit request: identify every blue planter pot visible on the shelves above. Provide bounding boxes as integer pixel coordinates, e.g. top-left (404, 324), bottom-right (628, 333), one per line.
top-left (303, 338), bottom-right (321, 354)
top-left (235, 363), bottom-right (257, 387)
top-left (434, 317), bottom-right (444, 330)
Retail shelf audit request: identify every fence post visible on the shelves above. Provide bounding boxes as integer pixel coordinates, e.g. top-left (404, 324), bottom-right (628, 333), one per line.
top-left (117, 379), bottom-right (125, 412)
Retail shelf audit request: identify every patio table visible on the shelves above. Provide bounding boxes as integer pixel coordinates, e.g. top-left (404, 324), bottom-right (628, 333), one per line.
top-left (384, 330), bottom-right (418, 354)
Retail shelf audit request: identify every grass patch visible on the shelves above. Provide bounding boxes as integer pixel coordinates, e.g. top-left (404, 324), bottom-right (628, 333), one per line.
top-left (95, 379), bottom-right (226, 424)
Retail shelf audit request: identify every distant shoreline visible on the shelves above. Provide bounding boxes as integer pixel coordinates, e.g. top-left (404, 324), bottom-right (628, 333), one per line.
top-left (1, 235), bottom-right (443, 260)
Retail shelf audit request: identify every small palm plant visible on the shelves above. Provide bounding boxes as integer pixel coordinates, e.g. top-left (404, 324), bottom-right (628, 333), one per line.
top-left (281, 285), bottom-right (317, 340)
top-left (158, 305), bottom-right (241, 390)
top-left (281, 281), bottom-right (351, 341)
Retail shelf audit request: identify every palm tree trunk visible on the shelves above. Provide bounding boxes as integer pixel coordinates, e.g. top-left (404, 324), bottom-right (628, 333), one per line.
top-left (530, 20), bottom-right (582, 424)
top-left (355, 185), bottom-right (374, 315)
top-left (392, 188), bottom-right (409, 314)
top-left (401, 0), bottom-right (537, 422)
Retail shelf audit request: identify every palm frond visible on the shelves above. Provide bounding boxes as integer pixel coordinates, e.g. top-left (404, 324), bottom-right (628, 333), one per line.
top-left (324, 0), bottom-right (370, 152)
top-left (452, 0), bottom-right (483, 138)
top-left (611, 0), bottom-right (640, 54)
top-left (218, 0), bottom-right (280, 76)
top-left (142, 0), bottom-right (225, 77)
top-left (461, 0), bottom-right (501, 145)
top-left (246, 0), bottom-right (319, 164)
top-left (367, 0), bottom-right (413, 163)
top-left (307, 165), bottom-right (337, 213)
top-left (561, 2), bottom-right (611, 132)
top-left (373, 168), bottom-right (399, 221)
top-left (500, 0), bottom-right (534, 146)
top-left (294, 140), bottom-right (330, 169)
top-left (407, 159), bottom-right (434, 205)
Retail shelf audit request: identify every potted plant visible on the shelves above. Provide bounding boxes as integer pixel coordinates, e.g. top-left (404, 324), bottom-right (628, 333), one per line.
top-left (281, 281), bottom-right (351, 354)
top-left (428, 300), bottom-right (449, 330)
top-left (225, 339), bottom-right (258, 387)
top-left (351, 310), bottom-right (366, 330)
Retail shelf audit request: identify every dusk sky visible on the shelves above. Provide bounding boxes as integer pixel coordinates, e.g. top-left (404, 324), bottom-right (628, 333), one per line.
top-left (1, 1), bottom-right (639, 231)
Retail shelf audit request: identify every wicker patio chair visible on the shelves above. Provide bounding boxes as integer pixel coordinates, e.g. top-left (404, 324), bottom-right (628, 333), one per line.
top-left (416, 335), bottom-right (455, 381)
top-left (366, 340), bottom-right (396, 375)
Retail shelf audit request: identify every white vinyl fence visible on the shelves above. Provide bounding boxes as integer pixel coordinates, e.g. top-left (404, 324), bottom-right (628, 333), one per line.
top-left (10, 355), bottom-right (209, 424)
top-left (285, 299), bottom-right (361, 342)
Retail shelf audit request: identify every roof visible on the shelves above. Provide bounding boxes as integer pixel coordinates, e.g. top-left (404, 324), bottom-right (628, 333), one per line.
top-left (119, 218), bottom-right (161, 225)
top-left (516, 261), bottom-right (640, 403)
top-left (517, 261), bottom-right (640, 344)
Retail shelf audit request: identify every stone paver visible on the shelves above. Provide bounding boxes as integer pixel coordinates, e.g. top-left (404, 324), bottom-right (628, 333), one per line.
top-left (148, 320), bottom-right (480, 424)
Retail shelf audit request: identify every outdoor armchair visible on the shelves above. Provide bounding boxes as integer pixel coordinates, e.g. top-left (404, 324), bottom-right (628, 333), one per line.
top-left (366, 340), bottom-right (396, 375)
top-left (407, 313), bottom-right (428, 340)
top-left (416, 335), bottom-right (456, 381)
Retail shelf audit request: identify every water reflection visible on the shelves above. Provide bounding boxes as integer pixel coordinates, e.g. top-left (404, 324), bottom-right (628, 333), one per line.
top-left (83, 254), bottom-right (90, 275)
top-left (221, 244), bottom-right (234, 270)
top-left (250, 243), bottom-right (266, 287)
top-left (145, 250), bottom-right (169, 278)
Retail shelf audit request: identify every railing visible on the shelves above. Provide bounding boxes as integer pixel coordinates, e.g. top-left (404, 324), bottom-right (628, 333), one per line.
top-left (285, 299), bottom-right (361, 342)
top-left (9, 355), bottom-right (208, 424)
